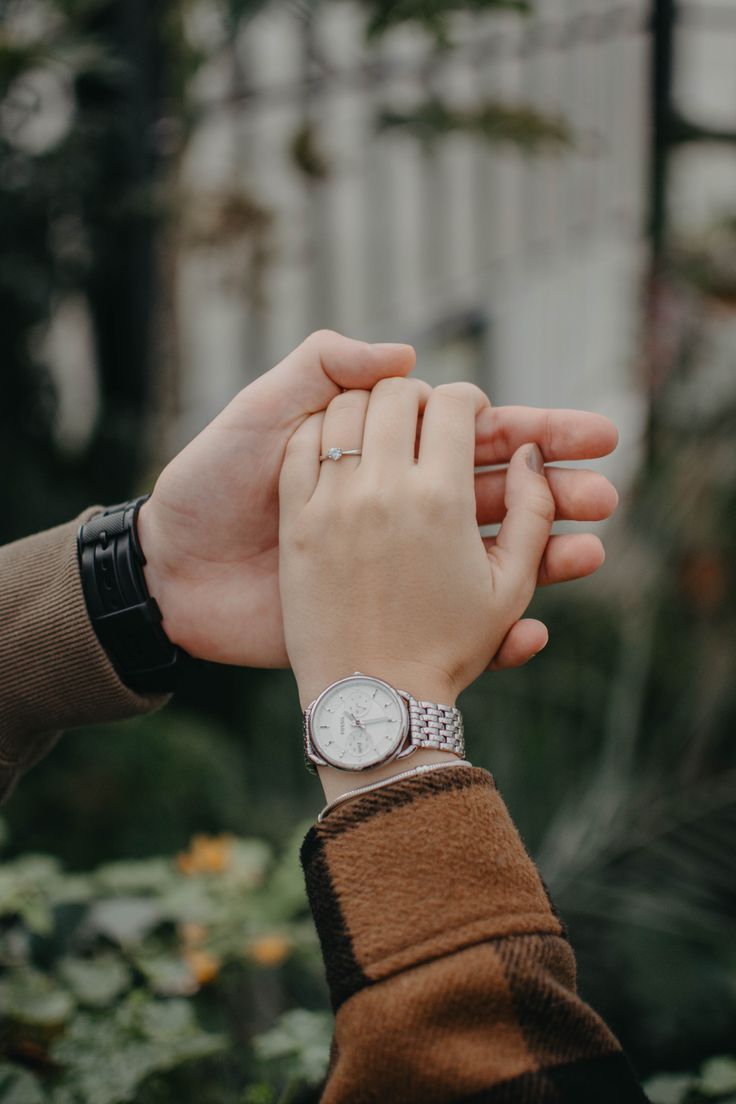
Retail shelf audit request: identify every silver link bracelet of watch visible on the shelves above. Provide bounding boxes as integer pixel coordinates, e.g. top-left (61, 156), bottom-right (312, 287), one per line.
top-left (408, 699), bottom-right (464, 755)
top-left (303, 673), bottom-right (465, 773)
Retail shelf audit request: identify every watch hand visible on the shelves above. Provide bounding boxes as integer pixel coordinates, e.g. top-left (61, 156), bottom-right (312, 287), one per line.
top-left (363, 717), bottom-right (395, 725)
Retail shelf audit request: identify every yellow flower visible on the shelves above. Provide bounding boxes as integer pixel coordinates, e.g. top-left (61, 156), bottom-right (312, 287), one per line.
top-left (179, 922), bottom-right (208, 947)
top-left (183, 947), bottom-right (221, 986)
top-left (176, 833), bottom-right (233, 875)
top-left (247, 933), bottom-right (292, 968)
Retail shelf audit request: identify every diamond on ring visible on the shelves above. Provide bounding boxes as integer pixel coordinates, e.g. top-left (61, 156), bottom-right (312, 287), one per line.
top-left (320, 446), bottom-right (362, 462)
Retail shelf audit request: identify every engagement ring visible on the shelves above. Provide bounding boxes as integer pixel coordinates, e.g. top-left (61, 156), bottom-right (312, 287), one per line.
top-left (319, 447), bottom-right (362, 462)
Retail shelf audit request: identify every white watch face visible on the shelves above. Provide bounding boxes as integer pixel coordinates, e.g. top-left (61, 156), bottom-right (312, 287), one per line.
top-left (309, 676), bottom-right (408, 771)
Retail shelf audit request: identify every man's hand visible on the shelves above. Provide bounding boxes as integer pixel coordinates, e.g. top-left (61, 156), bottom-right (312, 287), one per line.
top-left (137, 331), bottom-right (415, 667)
top-left (472, 404), bottom-right (619, 669)
top-left (137, 330), bottom-right (618, 670)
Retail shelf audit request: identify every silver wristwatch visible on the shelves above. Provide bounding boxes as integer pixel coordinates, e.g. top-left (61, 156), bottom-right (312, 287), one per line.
top-left (303, 672), bottom-right (464, 772)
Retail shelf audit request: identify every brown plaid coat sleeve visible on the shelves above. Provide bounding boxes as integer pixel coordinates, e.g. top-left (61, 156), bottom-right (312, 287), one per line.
top-left (301, 766), bottom-right (650, 1103)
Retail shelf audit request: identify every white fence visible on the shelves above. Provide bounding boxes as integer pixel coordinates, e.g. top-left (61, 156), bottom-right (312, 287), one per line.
top-left (176, 0), bottom-right (651, 488)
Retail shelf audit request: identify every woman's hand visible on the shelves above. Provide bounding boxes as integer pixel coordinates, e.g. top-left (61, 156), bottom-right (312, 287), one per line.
top-left (278, 378), bottom-right (558, 711)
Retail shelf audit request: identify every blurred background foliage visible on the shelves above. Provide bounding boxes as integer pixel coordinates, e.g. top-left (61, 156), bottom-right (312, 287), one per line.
top-left (2, 0), bottom-right (736, 1099)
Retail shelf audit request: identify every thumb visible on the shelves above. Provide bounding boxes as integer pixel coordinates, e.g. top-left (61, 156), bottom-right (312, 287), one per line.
top-left (490, 444), bottom-right (555, 594)
top-left (243, 330), bottom-right (416, 427)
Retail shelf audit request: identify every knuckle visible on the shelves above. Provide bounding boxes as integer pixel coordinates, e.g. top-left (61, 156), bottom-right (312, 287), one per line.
top-left (527, 490), bottom-right (556, 525)
top-left (353, 481), bottom-right (400, 522)
top-left (303, 495), bottom-right (338, 537)
top-left (406, 376), bottom-right (433, 402)
top-left (372, 375), bottom-right (424, 395)
top-left (326, 389), bottom-right (370, 416)
top-left (354, 483), bottom-right (386, 513)
top-left (372, 376), bottom-right (409, 397)
top-left (422, 480), bottom-right (459, 517)
top-left (543, 409), bottom-right (555, 459)
top-left (434, 381), bottom-right (486, 407)
top-left (301, 329), bottom-right (350, 370)
top-left (305, 328), bottom-right (341, 348)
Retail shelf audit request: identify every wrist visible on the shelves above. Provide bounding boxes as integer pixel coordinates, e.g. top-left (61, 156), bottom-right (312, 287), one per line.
top-left (296, 661), bottom-right (457, 713)
top-left (317, 747), bottom-right (461, 803)
top-left (77, 497), bottom-right (187, 693)
top-left (136, 498), bottom-right (182, 648)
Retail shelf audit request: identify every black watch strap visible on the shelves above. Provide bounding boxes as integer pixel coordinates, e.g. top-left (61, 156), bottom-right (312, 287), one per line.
top-left (77, 496), bottom-right (189, 694)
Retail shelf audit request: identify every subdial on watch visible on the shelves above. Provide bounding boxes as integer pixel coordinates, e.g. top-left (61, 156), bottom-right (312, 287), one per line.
top-left (345, 727), bottom-right (374, 760)
top-left (345, 689), bottom-right (371, 717)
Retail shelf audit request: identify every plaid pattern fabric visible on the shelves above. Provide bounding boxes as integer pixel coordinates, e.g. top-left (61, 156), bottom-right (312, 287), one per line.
top-left (301, 767), bottom-right (650, 1103)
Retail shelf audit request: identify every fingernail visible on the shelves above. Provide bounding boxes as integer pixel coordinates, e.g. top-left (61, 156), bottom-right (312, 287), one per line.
top-left (526, 444), bottom-right (544, 474)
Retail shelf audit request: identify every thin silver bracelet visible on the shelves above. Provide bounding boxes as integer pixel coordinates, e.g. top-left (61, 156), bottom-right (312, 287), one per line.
top-left (317, 759), bottom-right (473, 822)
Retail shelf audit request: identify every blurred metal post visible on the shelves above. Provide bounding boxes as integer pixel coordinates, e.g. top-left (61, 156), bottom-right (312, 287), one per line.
top-left (645, 0), bottom-right (736, 463)
top-left (643, 0), bottom-right (678, 466)
top-left (76, 0), bottom-right (165, 491)
top-left (649, 0), bottom-right (677, 265)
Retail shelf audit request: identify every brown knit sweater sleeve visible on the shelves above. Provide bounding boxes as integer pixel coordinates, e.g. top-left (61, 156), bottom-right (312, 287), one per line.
top-left (0, 511), bottom-right (168, 802)
top-left (301, 766), bottom-right (649, 1103)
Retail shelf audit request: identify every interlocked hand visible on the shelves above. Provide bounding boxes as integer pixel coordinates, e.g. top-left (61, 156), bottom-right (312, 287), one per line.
top-left (137, 330), bottom-right (618, 670)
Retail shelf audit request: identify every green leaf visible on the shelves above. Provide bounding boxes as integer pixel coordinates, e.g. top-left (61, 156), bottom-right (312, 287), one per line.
top-left (137, 997), bottom-right (199, 1040)
top-left (224, 839), bottom-right (272, 888)
top-left (48, 874), bottom-right (95, 907)
top-left (50, 995), bottom-right (226, 1104)
top-left (378, 98), bottom-right (571, 153)
top-left (699, 1056), bottom-right (736, 1096)
top-left (0, 967), bottom-right (75, 1029)
top-left (155, 878), bottom-right (218, 925)
top-left (85, 897), bottom-right (163, 946)
top-left (132, 950), bottom-right (196, 997)
top-left (243, 1086), bottom-right (275, 1104)
top-left (643, 1073), bottom-right (695, 1104)
top-left (94, 858), bottom-right (173, 895)
top-left (0, 855), bottom-right (61, 935)
top-left (360, 0), bottom-right (529, 42)
top-left (253, 1009), bottom-right (332, 1085)
top-left (0, 1064), bottom-right (45, 1104)
top-left (258, 823), bottom-right (311, 922)
top-left (57, 955), bottom-right (131, 1008)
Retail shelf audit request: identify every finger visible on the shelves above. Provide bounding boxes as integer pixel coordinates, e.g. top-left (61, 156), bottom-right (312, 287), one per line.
top-left (475, 466), bottom-right (619, 525)
top-left (488, 443), bottom-right (555, 591)
top-left (242, 330), bottom-right (416, 431)
top-left (474, 406), bottom-right (618, 466)
top-left (487, 619), bottom-right (549, 670)
top-left (317, 389), bottom-right (370, 488)
top-left (418, 382), bottom-right (491, 487)
top-left (483, 531), bottom-right (605, 586)
top-left (361, 377), bottom-right (433, 470)
top-left (279, 412), bottom-right (324, 522)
